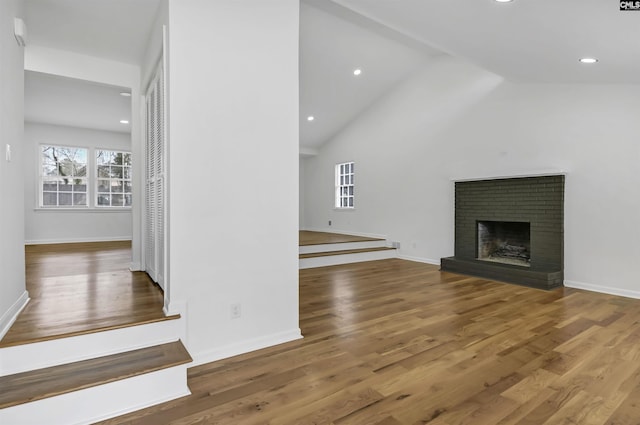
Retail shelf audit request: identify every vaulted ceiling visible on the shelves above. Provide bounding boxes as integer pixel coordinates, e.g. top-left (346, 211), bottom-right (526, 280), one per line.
top-left (22, 0), bottom-right (640, 147)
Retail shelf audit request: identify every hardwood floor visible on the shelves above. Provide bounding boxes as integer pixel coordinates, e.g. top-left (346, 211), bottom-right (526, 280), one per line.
top-left (0, 241), bottom-right (172, 348)
top-left (299, 230), bottom-right (382, 246)
top-left (99, 259), bottom-right (640, 424)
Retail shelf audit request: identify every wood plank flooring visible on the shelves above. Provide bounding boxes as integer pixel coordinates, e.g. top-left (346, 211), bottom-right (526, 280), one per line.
top-left (0, 340), bottom-right (192, 409)
top-left (299, 230), bottom-right (382, 246)
top-left (0, 241), bottom-right (173, 348)
top-left (98, 259), bottom-right (640, 424)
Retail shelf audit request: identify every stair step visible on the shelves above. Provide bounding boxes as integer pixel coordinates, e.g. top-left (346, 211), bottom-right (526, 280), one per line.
top-left (0, 340), bottom-right (192, 409)
top-left (299, 246), bottom-right (395, 259)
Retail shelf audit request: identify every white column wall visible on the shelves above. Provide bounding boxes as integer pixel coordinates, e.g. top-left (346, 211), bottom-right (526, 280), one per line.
top-left (167, 0), bottom-right (301, 363)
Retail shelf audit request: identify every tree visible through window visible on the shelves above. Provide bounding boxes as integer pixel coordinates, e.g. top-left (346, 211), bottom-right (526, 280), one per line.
top-left (39, 145), bottom-right (132, 208)
top-left (41, 146), bottom-right (88, 207)
top-left (335, 161), bottom-right (354, 208)
top-left (97, 150), bottom-right (132, 207)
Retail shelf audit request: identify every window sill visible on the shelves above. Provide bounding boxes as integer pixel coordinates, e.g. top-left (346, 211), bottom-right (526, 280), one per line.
top-left (33, 208), bottom-right (132, 213)
top-left (333, 208), bottom-right (356, 212)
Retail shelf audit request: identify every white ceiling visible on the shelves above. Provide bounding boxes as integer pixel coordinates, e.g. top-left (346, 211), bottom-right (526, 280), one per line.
top-left (22, 0), bottom-right (640, 147)
top-left (24, 0), bottom-right (161, 65)
top-left (299, 1), bottom-right (434, 148)
top-left (333, 0), bottom-right (640, 84)
top-left (25, 71), bottom-right (132, 134)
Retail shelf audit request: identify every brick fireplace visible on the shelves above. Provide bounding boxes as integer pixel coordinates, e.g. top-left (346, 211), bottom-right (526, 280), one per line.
top-left (441, 175), bottom-right (564, 290)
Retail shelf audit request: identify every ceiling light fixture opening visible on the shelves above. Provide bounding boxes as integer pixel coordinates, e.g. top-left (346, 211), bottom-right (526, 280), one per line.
top-left (494, 0), bottom-right (514, 3)
top-left (119, 92), bottom-right (131, 97)
top-left (120, 120), bottom-right (129, 124)
top-left (353, 69), bottom-right (362, 76)
top-left (579, 57), bottom-right (598, 64)
top-left (307, 116), bottom-right (314, 122)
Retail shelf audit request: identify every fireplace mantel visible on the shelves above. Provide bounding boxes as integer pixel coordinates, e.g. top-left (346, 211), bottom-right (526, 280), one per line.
top-left (450, 170), bottom-right (567, 183)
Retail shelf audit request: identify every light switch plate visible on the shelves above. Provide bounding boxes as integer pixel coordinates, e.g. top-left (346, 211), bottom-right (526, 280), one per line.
top-left (5, 144), bottom-right (11, 162)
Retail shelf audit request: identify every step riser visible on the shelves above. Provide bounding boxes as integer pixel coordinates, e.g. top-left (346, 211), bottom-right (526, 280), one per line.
top-left (299, 240), bottom-right (387, 254)
top-left (0, 318), bottom-right (183, 376)
top-left (299, 249), bottom-right (397, 269)
top-left (0, 365), bottom-right (190, 425)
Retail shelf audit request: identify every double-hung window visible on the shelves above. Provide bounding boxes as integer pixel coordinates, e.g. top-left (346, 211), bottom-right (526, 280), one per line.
top-left (39, 145), bottom-right (132, 209)
top-left (335, 161), bottom-right (354, 208)
top-left (40, 146), bottom-right (88, 207)
top-left (97, 150), bottom-right (132, 207)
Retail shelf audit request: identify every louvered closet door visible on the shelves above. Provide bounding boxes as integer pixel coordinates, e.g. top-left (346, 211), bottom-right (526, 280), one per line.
top-left (145, 63), bottom-right (165, 289)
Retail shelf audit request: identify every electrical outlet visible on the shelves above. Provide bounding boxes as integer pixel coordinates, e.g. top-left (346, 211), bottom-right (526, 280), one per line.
top-left (230, 303), bottom-right (241, 319)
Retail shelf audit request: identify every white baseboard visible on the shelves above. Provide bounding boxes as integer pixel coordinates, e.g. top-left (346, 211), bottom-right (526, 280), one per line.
top-left (164, 299), bottom-right (187, 317)
top-left (192, 328), bottom-right (303, 367)
top-left (0, 291), bottom-right (29, 341)
top-left (397, 254), bottom-right (441, 266)
top-left (129, 262), bottom-right (142, 271)
top-left (303, 227), bottom-right (387, 240)
top-left (564, 280), bottom-right (640, 300)
top-left (25, 236), bottom-right (132, 245)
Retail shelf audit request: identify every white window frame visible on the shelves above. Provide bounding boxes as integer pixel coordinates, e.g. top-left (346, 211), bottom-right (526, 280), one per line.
top-left (38, 144), bottom-right (132, 210)
top-left (96, 149), bottom-right (133, 208)
top-left (39, 144), bottom-right (89, 208)
top-left (335, 161), bottom-right (355, 209)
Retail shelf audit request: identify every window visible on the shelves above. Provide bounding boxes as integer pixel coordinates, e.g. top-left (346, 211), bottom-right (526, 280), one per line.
top-left (335, 161), bottom-right (354, 208)
top-left (97, 150), bottom-right (132, 207)
top-left (40, 146), bottom-right (88, 207)
top-left (39, 145), bottom-right (132, 209)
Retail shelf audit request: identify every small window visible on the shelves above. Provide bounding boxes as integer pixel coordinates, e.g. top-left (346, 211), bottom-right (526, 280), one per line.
top-left (96, 150), bottom-right (132, 207)
top-left (335, 161), bottom-right (354, 208)
top-left (40, 145), bottom-right (88, 207)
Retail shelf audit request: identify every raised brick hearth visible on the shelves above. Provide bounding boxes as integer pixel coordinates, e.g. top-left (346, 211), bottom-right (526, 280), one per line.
top-left (441, 175), bottom-right (564, 290)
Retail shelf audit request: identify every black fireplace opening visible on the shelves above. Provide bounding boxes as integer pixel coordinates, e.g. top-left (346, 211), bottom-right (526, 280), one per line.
top-left (477, 220), bottom-right (530, 267)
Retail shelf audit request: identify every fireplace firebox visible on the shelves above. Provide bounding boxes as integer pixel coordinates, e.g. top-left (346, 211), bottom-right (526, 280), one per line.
top-left (441, 175), bottom-right (564, 290)
top-left (477, 221), bottom-right (530, 267)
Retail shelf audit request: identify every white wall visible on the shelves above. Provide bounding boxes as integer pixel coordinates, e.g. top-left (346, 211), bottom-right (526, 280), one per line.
top-left (0, 0), bottom-right (27, 338)
top-left (303, 55), bottom-right (640, 297)
top-left (24, 123), bottom-right (132, 244)
top-left (167, 0), bottom-right (301, 363)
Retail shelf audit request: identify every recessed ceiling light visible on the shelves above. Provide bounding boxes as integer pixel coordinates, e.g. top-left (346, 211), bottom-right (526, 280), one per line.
top-left (307, 116), bottom-right (315, 122)
top-left (353, 69), bottom-right (362, 76)
top-left (495, 0), bottom-right (514, 3)
top-left (579, 57), bottom-right (598, 64)
top-left (119, 92), bottom-right (131, 97)
top-left (120, 120), bottom-right (129, 124)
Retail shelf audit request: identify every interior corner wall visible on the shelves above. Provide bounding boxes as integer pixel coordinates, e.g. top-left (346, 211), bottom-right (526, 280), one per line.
top-left (0, 0), bottom-right (27, 334)
top-left (167, 0), bottom-right (300, 363)
top-left (24, 123), bottom-right (133, 244)
top-left (302, 54), bottom-right (640, 297)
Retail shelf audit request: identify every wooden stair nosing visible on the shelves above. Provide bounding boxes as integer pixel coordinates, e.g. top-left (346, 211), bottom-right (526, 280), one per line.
top-left (299, 247), bottom-right (396, 259)
top-left (0, 314), bottom-right (181, 349)
top-left (0, 340), bottom-right (192, 409)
